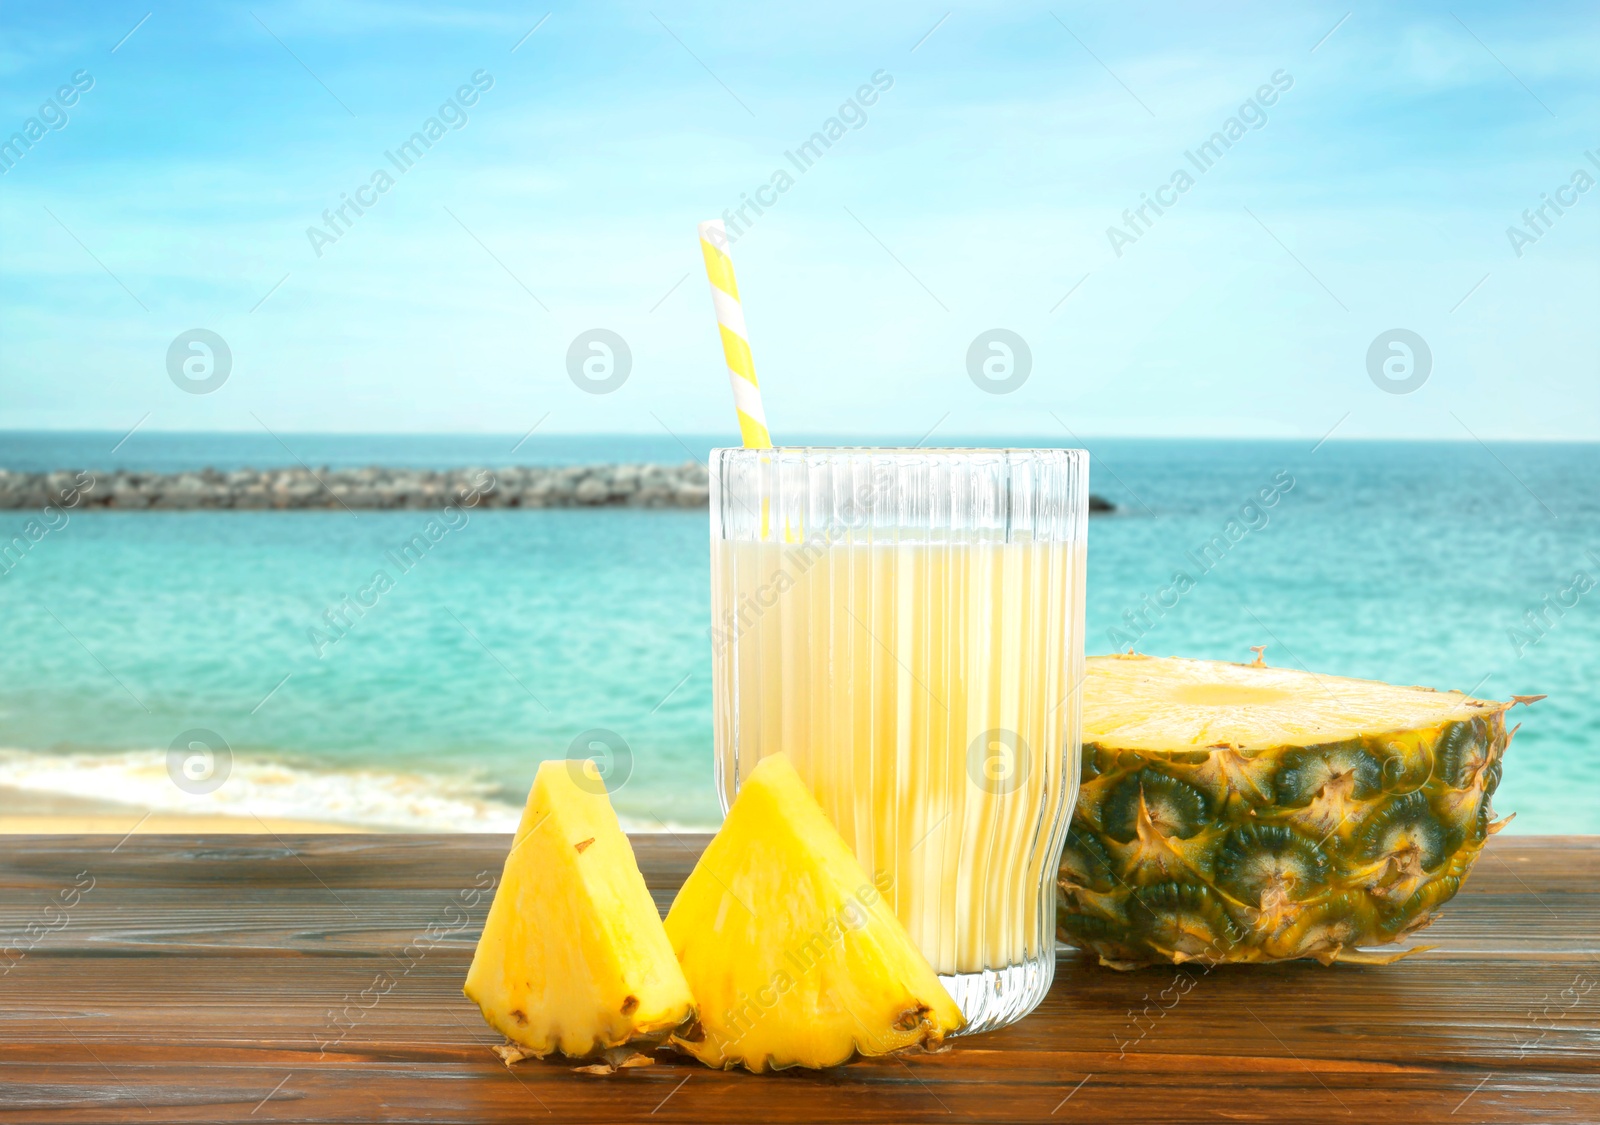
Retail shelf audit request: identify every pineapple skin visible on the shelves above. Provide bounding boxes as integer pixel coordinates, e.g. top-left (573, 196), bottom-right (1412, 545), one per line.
top-left (464, 761), bottom-right (695, 1057)
top-left (1057, 697), bottom-right (1514, 969)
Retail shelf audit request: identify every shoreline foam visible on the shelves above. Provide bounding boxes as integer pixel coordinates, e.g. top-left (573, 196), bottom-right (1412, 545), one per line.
top-left (0, 785), bottom-right (374, 834)
top-left (0, 748), bottom-right (523, 833)
top-left (0, 748), bottom-right (710, 834)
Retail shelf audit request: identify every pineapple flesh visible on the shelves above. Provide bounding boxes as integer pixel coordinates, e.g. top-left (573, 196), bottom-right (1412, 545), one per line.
top-left (464, 760), bottom-right (694, 1056)
top-left (1058, 654), bottom-right (1519, 968)
top-left (665, 753), bottom-right (964, 1071)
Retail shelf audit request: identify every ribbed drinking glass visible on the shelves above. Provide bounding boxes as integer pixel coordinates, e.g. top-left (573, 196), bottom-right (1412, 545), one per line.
top-left (709, 447), bottom-right (1088, 1033)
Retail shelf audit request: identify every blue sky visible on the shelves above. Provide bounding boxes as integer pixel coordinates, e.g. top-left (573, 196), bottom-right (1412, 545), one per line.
top-left (0, 0), bottom-right (1595, 440)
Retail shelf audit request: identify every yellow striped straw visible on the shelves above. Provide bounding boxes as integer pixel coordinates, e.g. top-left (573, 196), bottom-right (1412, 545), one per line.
top-left (698, 219), bottom-right (772, 449)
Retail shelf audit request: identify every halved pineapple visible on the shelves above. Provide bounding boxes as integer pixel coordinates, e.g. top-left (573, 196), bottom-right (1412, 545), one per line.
top-left (665, 753), bottom-right (963, 1071)
top-left (464, 760), bottom-right (693, 1056)
top-left (1059, 654), bottom-right (1526, 968)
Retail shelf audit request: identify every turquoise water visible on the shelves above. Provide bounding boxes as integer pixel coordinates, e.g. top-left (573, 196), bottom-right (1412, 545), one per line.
top-left (1, 433), bottom-right (1595, 832)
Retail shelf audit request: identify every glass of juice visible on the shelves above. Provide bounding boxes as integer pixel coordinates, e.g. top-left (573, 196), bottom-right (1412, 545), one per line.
top-left (709, 447), bottom-right (1087, 1033)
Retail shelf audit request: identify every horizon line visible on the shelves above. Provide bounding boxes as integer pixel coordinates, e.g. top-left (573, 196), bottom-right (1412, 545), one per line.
top-left (1, 428), bottom-right (1596, 446)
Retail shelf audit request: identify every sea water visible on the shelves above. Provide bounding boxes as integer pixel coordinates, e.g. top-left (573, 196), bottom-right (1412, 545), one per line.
top-left (0, 434), bottom-right (1595, 833)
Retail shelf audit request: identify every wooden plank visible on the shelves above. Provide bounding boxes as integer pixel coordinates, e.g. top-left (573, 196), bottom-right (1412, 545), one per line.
top-left (2, 834), bottom-right (1599, 1123)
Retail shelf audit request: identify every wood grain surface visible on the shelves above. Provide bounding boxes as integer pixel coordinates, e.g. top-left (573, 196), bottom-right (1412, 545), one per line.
top-left (2, 833), bottom-right (1597, 1124)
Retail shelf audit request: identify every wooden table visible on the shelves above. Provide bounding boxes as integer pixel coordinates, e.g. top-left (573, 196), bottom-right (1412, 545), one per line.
top-left (2, 834), bottom-right (1596, 1123)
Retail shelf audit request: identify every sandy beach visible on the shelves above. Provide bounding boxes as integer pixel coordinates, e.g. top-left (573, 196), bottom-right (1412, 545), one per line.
top-left (0, 786), bottom-right (372, 834)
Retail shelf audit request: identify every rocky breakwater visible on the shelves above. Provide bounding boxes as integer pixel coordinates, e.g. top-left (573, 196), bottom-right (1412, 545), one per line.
top-left (0, 463), bottom-right (713, 510)
top-left (0, 465), bottom-right (1115, 512)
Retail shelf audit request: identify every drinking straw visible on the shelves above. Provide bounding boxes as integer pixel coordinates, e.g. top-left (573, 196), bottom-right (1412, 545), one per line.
top-left (698, 220), bottom-right (772, 448)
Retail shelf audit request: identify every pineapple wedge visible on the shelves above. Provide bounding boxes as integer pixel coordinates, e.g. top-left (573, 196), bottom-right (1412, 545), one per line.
top-left (665, 753), bottom-right (963, 1072)
top-left (464, 760), bottom-right (693, 1057)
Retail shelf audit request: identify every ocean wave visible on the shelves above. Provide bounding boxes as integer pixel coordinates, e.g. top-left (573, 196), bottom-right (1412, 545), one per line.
top-left (0, 747), bottom-right (712, 833)
top-left (0, 747), bottom-right (716, 833)
top-left (0, 748), bottom-right (523, 832)
top-left (0, 747), bottom-right (525, 831)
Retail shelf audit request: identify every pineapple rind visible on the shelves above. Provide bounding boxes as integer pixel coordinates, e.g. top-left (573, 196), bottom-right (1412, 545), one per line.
top-left (1057, 655), bottom-right (1515, 969)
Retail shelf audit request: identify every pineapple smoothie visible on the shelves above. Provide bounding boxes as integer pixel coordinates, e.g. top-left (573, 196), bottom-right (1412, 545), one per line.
top-left (711, 536), bottom-right (1086, 978)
